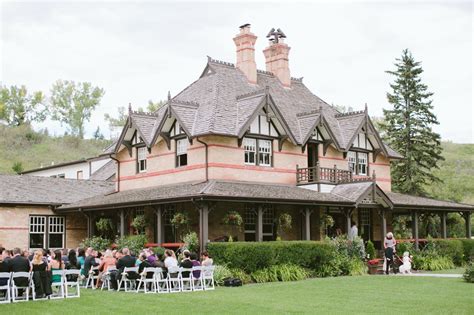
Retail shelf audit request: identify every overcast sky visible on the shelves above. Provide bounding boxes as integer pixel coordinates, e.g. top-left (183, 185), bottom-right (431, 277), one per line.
top-left (1, 1), bottom-right (472, 143)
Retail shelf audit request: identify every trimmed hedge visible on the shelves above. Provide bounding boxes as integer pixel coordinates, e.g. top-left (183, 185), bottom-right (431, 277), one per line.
top-left (460, 239), bottom-right (474, 262)
top-left (207, 241), bottom-right (338, 274)
top-left (430, 240), bottom-right (464, 266)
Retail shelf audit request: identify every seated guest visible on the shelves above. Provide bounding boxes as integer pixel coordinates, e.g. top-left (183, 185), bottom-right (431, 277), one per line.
top-left (97, 250), bottom-right (116, 289)
top-left (145, 248), bottom-right (157, 266)
top-left (9, 248), bottom-right (30, 294)
top-left (180, 250), bottom-right (193, 278)
top-left (31, 250), bottom-right (51, 298)
top-left (155, 253), bottom-right (165, 269)
top-left (190, 252), bottom-right (201, 278)
top-left (110, 248), bottom-right (136, 290)
top-left (49, 250), bottom-right (65, 284)
top-left (164, 249), bottom-right (178, 278)
top-left (66, 249), bottom-right (80, 270)
top-left (77, 248), bottom-right (86, 276)
top-left (138, 253), bottom-right (153, 279)
top-left (61, 248), bottom-right (69, 265)
top-left (83, 249), bottom-right (99, 276)
top-left (0, 250), bottom-right (10, 297)
top-left (201, 251), bottom-right (213, 266)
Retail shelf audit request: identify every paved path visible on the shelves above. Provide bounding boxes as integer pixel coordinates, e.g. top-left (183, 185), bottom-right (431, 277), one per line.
top-left (396, 273), bottom-right (462, 278)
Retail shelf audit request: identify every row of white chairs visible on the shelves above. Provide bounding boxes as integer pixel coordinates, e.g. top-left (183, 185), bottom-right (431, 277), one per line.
top-left (85, 265), bottom-right (215, 293)
top-left (0, 270), bottom-right (81, 303)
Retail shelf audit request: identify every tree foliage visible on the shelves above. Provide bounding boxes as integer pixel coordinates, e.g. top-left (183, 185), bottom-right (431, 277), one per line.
top-left (381, 49), bottom-right (444, 195)
top-left (0, 85), bottom-right (47, 125)
top-left (50, 80), bottom-right (104, 138)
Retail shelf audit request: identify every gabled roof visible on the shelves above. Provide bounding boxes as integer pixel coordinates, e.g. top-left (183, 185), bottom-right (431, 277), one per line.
top-left (330, 181), bottom-right (393, 208)
top-left (89, 160), bottom-right (116, 181)
top-left (0, 175), bottom-right (115, 206)
top-left (116, 57), bottom-right (400, 158)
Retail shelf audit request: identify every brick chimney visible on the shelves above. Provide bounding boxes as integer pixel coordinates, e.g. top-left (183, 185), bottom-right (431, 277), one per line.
top-left (233, 24), bottom-right (257, 84)
top-left (263, 28), bottom-right (291, 87)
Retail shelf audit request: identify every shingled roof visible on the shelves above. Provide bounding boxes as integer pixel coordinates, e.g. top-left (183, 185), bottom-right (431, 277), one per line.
top-left (58, 180), bottom-right (352, 211)
top-left (386, 192), bottom-right (474, 210)
top-left (0, 175), bottom-right (115, 206)
top-left (116, 57), bottom-right (401, 159)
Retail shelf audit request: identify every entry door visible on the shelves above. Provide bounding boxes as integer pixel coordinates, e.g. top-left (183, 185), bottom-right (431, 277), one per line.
top-left (307, 143), bottom-right (319, 182)
top-left (358, 209), bottom-right (372, 242)
top-left (163, 206), bottom-right (177, 243)
top-left (244, 208), bottom-right (257, 241)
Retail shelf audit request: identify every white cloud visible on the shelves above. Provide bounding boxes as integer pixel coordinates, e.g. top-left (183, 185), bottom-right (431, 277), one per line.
top-left (1, 1), bottom-right (472, 142)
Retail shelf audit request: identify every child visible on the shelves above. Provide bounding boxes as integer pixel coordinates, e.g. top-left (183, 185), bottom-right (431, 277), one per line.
top-left (399, 251), bottom-right (412, 274)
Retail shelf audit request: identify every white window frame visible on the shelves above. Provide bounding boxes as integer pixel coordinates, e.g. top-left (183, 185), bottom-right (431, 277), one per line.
top-left (243, 137), bottom-right (272, 167)
top-left (29, 215), bottom-right (65, 249)
top-left (258, 139), bottom-right (272, 166)
top-left (137, 147), bottom-right (147, 173)
top-left (358, 152), bottom-right (368, 176)
top-left (348, 151), bottom-right (368, 176)
top-left (176, 138), bottom-right (188, 167)
top-left (244, 138), bottom-right (257, 165)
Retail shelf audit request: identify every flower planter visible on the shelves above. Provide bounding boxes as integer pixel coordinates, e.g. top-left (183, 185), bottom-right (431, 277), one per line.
top-left (368, 265), bottom-right (379, 275)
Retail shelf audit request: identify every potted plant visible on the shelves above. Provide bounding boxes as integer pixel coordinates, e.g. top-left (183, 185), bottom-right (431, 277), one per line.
top-left (320, 214), bottom-right (335, 235)
top-left (277, 212), bottom-right (292, 239)
top-left (131, 214), bottom-right (147, 235)
top-left (95, 217), bottom-right (114, 239)
top-left (367, 259), bottom-right (380, 275)
top-left (222, 211), bottom-right (243, 241)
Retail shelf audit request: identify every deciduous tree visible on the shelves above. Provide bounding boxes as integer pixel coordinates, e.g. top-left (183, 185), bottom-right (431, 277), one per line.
top-left (0, 85), bottom-right (47, 125)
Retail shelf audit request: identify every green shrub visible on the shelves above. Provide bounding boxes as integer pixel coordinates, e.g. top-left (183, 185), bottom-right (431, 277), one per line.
top-left (347, 258), bottom-right (367, 276)
top-left (250, 264), bottom-right (309, 283)
top-left (214, 265), bottom-right (233, 286)
top-left (80, 236), bottom-right (111, 251)
top-left (131, 215), bottom-right (147, 235)
top-left (115, 234), bottom-right (147, 255)
top-left (463, 263), bottom-right (474, 283)
top-left (207, 241), bottom-right (338, 274)
top-left (365, 240), bottom-right (376, 259)
top-left (330, 235), bottom-right (365, 260)
top-left (230, 268), bottom-right (252, 284)
top-left (412, 254), bottom-right (455, 271)
top-left (396, 242), bottom-right (414, 256)
top-left (460, 239), bottom-right (474, 262)
top-left (151, 246), bottom-right (166, 256)
top-left (431, 240), bottom-right (464, 266)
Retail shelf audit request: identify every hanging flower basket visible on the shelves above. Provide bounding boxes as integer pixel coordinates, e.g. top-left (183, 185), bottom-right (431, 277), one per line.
top-left (171, 212), bottom-right (189, 227)
top-left (320, 214), bottom-right (335, 229)
top-left (222, 211), bottom-right (243, 227)
top-left (278, 212), bottom-right (293, 231)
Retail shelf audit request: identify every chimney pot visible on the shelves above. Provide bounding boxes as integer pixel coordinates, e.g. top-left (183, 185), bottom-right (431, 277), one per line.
top-left (263, 27), bottom-right (291, 87)
top-left (233, 24), bottom-right (257, 84)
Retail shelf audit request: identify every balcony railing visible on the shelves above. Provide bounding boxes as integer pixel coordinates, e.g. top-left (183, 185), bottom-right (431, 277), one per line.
top-left (296, 162), bottom-right (374, 185)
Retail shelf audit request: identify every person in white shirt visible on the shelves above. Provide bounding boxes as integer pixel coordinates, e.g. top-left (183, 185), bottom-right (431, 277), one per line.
top-left (164, 250), bottom-right (178, 268)
top-left (349, 221), bottom-right (358, 241)
top-left (399, 251), bottom-right (412, 274)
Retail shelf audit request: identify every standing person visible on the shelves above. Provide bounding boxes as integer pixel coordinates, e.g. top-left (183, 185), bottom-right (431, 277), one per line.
top-left (349, 221), bottom-right (358, 241)
top-left (384, 232), bottom-right (397, 275)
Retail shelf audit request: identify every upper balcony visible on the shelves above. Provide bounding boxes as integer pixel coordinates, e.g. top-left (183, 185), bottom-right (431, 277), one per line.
top-left (296, 162), bottom-right (374, 185)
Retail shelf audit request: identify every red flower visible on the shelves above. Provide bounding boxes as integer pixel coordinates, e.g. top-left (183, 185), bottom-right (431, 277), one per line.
top-left (368, 259), bottom-right (379, 265)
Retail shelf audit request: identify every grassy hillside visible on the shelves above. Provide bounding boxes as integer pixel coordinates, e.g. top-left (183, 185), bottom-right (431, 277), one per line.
top-left (424, 141), bottom-right (474, 204)
top-left (0, 125), bottom-right (111, 174)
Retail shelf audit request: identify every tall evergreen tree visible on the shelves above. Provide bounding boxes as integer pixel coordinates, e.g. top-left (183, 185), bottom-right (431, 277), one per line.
top-left (382, 49), bottom-right (444, 196)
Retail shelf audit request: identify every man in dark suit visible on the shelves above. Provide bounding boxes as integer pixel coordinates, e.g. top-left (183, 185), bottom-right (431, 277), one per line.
top-left (9, 248), bottom-right (30, 295)
top-left (111, 248), bottom-right (136, 290)
top-left (83, 250), bottom-right (99, 276)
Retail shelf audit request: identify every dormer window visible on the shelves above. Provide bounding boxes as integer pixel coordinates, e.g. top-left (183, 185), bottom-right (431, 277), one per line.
top-left (249, 115), bottom-right (279, 137)
top-left (137, 147), bottom-right (147, 173)
top-left (243, 137), bottom-right (272, 167)
top-left (348, 151), bottom-right (368, 176)
top-left (176, 138), bottom-right (188, 167)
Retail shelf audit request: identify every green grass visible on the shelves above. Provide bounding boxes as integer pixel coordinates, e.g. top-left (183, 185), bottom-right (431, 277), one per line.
top-left (0, 125), bottom-right (111, 174)
top-left (425, 267), bottom-right (465, 274)
top-left (2, 276), bottom-right (473, 314)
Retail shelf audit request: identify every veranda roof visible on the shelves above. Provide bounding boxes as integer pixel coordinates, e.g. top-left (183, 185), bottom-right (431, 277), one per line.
top-left (56, 180), bottom-right (474, 213)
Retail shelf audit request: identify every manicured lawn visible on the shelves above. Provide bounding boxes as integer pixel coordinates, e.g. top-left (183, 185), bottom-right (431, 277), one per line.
top-left (2, 276), bottom-right (472, 314)
top-left (425, 267), bottom-right (465, 274)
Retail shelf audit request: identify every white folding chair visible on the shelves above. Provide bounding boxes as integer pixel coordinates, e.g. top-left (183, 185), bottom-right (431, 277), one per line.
top-left (85, 266), bottom-right (100, 289)
top-left (167, 266), bottom-right (181, 293)
top-left (11, 272), bottom-right (31, 302)
top-left (100, 267), bottom-right (117, 291)
top-left (0, 272), bottom-right (11, 304)
top-left (191, 266), bottom-right (204, 291)
top-left (50, 270), bottom-right (65, 299)
top-left (136, 267), bottom-right (157, 293)
top-left (64, 269), bottom-right (81, 298)
top-left (155, 268), bottom-right (169, 294)
top-left (202, 266), bottom-right (215, 290)
top-left (118, 267), bottom-right (139, 292)
top-left (179, 267), bottom-right (193, 292)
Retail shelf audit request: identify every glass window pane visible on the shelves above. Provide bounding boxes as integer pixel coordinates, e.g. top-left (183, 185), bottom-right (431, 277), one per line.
top-left (177, 139), bottom-right (188, 155)
top-left (30, 234), bottom-right (44, 249)
top-left (48, 234), bottom-right (63, 249)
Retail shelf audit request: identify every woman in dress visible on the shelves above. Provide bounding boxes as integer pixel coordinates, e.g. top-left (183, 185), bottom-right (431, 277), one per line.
top-left (48, 250), bottom-right (64, 284)
top-left (31, 250), bottom-right (51, 298)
